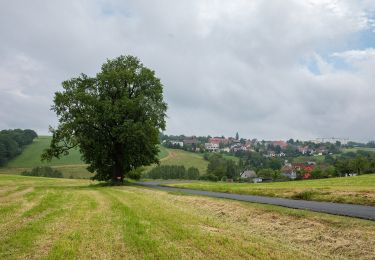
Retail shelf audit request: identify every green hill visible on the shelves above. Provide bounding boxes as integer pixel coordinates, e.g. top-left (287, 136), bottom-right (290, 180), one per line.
top-left (155, 149), bottom-right (209, 174)
top-left (6, 136), bottom-right (84, 168)
top-left (0, 137), bottom-right (208, 178)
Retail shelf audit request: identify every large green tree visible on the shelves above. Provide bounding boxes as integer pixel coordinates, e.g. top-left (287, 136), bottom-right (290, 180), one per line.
top-left (42, 55), bottom-right (167, 182)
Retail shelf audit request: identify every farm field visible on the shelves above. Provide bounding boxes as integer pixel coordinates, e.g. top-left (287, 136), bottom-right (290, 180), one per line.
top-left (0, 175), bottom-right (374, 259)
top-left (167, 174), bottom-right (375, 205)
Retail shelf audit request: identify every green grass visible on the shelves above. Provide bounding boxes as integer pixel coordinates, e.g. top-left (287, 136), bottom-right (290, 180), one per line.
top-left (7, 136), bottom-right (84, 168)
top-left (1, 136), bottom-right (171, 179)
top-left (148, 148), bottom-right (209, 174)
top-left (342, 147), bottom-right (375, 153)
top-left (0, 174), bottom-right (374, 259)
top-left (167, 174), bottom-right (375, 205)
top-left (222, 154), bottom-right (239, 162)
top-left (157, 145), bottom-right (169, 159)
top-left (292, 155), bottom-right (325, 163)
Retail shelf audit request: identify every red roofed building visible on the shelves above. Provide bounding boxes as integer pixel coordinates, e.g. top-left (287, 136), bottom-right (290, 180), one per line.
top-left (290, 163), bottom-right (315, 179)
top-left (209, 138), bottom-right (229, 145)
top-left (273, 140), bottom-right (288, 149)
top-left (291, 163), bottom-right (315, 172)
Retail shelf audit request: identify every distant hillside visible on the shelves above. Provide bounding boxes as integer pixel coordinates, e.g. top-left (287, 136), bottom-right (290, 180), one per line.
top-left (5, 136), bottom-right (171, 168)
top-left (154, 149), bottom-right (209, 175)
top-left (6, 136), bottom-right (84, 168)
top-left (1, 136), bottom-right (210, 178)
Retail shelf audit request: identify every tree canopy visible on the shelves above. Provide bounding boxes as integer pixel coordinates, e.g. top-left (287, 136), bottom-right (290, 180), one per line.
top-left (42, 55), bottom-right (167, 182)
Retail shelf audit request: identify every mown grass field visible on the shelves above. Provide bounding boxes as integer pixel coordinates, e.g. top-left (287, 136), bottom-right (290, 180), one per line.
top-left (167, 174), bottom-right (375, 205)
top-left (0, 175), bottom-right (374, 259)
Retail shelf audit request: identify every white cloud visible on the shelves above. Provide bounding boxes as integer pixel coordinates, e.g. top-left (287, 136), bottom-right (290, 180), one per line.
top-left (0, 0), bottom-right (374, 141)
top-left (332, 48), bottom-right (375, 61)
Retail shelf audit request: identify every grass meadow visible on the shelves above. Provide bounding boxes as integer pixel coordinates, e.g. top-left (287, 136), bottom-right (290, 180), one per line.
top-left (0, 137), bottom-right (173, 179)
top-left (145, 148), bottom-right (209, 174)
top-left (167, 174), bottom-right (375, 205)
top-left (342, 147), bottom-right (375, 153)
top-left (0, 174), bottom-right (374, 259)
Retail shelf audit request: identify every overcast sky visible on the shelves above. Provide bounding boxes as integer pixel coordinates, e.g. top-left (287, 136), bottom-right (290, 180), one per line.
top-left (1, 0), bottom-right (375, 141)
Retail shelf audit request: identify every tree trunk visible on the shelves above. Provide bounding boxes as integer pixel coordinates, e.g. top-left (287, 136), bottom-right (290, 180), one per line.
top-left (112, 162), bottom-right (124, 184)
top-left (112, 143), bottom-right (124, 184)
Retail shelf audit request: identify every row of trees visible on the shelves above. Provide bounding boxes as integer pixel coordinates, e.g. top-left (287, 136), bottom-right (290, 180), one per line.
top-left (206, 153), bottom-right (240, 180)
top-left (21, 166), bottom-right (63, 178)
top-left (0, 129), bottom-right (37, 166)
top-left (334, 156), bottom-right (375, 176)
top-left (147, 165), bottom-right (200, 180)
top-left (234, 151), bottom-right (283, 172)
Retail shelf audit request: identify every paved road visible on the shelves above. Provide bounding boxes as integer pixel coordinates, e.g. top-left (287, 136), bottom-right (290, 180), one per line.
top-left (137, 182), bottom-right (375, 220)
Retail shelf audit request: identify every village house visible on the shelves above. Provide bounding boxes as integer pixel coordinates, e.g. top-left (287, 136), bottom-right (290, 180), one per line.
top-left (264, 151), bottom-right (276, 158)
top-left (272, 140), bottom-right (288, 149)
top-left (240, 170), bottom-right (257, 179)
top-left (298, 146), bottom-right (314, 155)
top-left (205, 143), bottom-right (219, 152)
top-left (220, 147), bottom-right (230, 153)
top-left (315, 147), bottom-right (327, 155)
top-left (280, 165), bottom-right (297, 179)
top-left (281, 163), bottom-right (315, 179)
top-left (209, 137), bottom-right (229, 145)
top-left (231, 143), bottom-right (248, 152)
top-left (229, 138), bottom-right (241, 144)
top-left (253, 177), bottom-right (263, 183)
top-left (183, 136), bottom-right (198, 146)
top-left (170, 140), bottom-right (183, 147)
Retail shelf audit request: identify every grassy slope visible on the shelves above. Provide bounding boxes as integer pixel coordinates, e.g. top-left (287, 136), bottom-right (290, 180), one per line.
top-left (1, 137), bottom-right (170, 178)
top-left (147, 148), bottom-right (209, 174)
top-left (0, 175), bottom-right (374, 259)
top-left (168, 174), bottom-right (375, 205)
top-left (292, 155), bottom-right (325, 163)
top-left (6, 136), bottom-right (170, 168)
top-left (6, 136), bottom-right (84, 168)
top-left (0, 137), bottom-right (208, 178)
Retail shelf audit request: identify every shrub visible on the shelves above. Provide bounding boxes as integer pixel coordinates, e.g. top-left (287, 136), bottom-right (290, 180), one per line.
top-left (127, 167), bottom-right (144, 180)
top-left (187, 167), bottom-right (200, 180)
top-left (22, 166), bottom-right (63, 178)
top-left (147, 165), bottom-right (190, 180)
top-left (291, 190), bottom-right (317, 200)
top-left (199, 174), bottom-right (218, 182)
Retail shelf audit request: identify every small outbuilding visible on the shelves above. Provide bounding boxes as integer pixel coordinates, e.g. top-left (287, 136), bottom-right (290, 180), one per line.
top-left (240, 170), bottom-right (257, 179)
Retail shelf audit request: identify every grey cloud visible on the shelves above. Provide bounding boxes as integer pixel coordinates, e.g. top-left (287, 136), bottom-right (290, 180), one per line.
top-left (0, 0), bottom-right (374, 141)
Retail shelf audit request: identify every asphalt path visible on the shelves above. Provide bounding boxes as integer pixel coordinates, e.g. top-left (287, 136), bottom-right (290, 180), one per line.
top-left (137, 182), bottom-right (375, 220)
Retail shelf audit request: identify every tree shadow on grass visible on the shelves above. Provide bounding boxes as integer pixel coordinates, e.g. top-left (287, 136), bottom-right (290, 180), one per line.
top-left (31, 179), bottom-right (136, 192)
